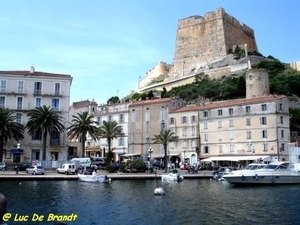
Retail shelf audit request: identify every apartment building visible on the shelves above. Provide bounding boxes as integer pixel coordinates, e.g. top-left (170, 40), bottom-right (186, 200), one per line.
top-left (170, 95), bottom-right (290, 165)
top-left (0, 66), bottom-right (72, 163)
top-left (68, 100), bottom-right (130, 162)
top-left (128, 97), bottom-right (185, 161)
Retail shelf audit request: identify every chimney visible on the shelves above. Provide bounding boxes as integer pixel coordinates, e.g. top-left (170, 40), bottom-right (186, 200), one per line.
top-left (30, 65), bottom-right (35, 73)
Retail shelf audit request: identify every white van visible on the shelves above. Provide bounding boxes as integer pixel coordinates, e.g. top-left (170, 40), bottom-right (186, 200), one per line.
top-left (56, 163), bottom-right (76, 175)
top-left (70, 157), bottom-right (91, 167)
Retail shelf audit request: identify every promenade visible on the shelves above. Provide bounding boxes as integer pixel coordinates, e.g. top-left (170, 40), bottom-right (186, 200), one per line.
top-left (0, 169), bottom-right (213, 181)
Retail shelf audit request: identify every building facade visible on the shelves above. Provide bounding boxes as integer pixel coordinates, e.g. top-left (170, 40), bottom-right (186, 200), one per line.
top-left (0, 66), bottom-right (72, 163)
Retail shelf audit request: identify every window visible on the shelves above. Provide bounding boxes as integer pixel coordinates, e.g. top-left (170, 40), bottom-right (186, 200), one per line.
top-left (97, 116), bottom-right (102, 124)
top-left (204, 121), bottom-right (208, 129)
top-left (279, 103), bottom-right (283, 111)
top-left (246, 118), bottom-right (251, 126)
top-left (218, 133), bottom-right (223, 141)
top-left (55, 83), bottom-right (60, 95)
top-left (280, 116), bottom-right (283, 124)
top-left (218, 110), bottom-right (223, 116)
top-left (34, 82), bottom-right (42, 95)
top-left (0, 80), bottom-right (6, 92)
top-left (218, 121), bottom-right (222, 128)
top-left (219, 145), bottom-right (223, 153)
top-left (170, 118), bottom-right (175, 125)
top-left (182, 128), bottom-right (187, 136)
top-left (204, 146), bottom-right (209, 154)
top-left (261, 104), bottom-right (267, 111)
top-left (131, 113), bottom-right (135, 123)
top-left (52, 99), bottom-right (60, 111)
top-left (183, 141), bottom-right (187, 149)
top-left (229, 120), bottom-right (233, 127)
top-left (281, 143), bottom-right (285, 152)
top-left (108, 115), bottom-right (112, 122)
top-left (160, 110), bottom-right (166, 121)
top-left (0, 96), bottom-right (5, 108)
top-left (17, 97), bottom-right (23, 110)
top-left (229, 132), bottom-right (234, 140)
top-left (16, 113), bottom-right (22, 124)
top-left (161, 122), bottom-right (165, 131)
top-left (246, 106), bottom-right (251, 113)
top-left (181, 116), bottom-right (188, 124)
top-left (204, 111), bottom-right (208, 117)
top-left (247, 143), bottom-right (252, 152)
top-left (191, 115), bottom-right (196, 123)
top-left (281, 130), bottom-right (284, 138)
top-left (260, 117), bottom-right (267, 125)
top-left (247, 131), bottom-right (251, 139)
top-left (204, 134), bottom-right (208, 141)
top-left (230, 145), bottom-right (235, 153)
top-left (263, 143), bottom-right (268, 152)
top-left (32, 132), bottom-right (42, 140)
top-left (50, 131), bottom-right (60, 145)
top-left (18, 81), bottom-right (24, 94)
top-left (145, 113), bottom-right (150, 122)
top-left (262, 130), bottom-right (268, 138)
top-left (119, 114), bottom-right (124, 123)
top-left (35, 98), bottom-right (41, 108)
top-left (229, 108), bottom-right (234, 115)
top-left (118, 138), bottom-right (124, 146)
top-left (192, 127), bottom-right (196, 136)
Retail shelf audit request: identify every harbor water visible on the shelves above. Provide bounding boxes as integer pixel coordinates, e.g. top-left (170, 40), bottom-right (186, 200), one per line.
top-left (0, 179), bottom-right (299, 225)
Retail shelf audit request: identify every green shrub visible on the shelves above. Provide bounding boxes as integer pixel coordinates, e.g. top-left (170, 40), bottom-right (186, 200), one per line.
top-left (131, 159), bottom-right (147, 172)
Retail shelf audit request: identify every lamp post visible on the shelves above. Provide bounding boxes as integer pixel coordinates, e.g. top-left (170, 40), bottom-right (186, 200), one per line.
top-left (148, 147), bottom-right (153, 173)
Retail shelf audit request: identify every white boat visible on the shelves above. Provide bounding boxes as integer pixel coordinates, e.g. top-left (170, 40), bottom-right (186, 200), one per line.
top-left (161, 173), bottom-right (184, 182)
top-left (223, 161), bottom-right (300, 185)
top-left (78, 172), bottom-right (111, 183)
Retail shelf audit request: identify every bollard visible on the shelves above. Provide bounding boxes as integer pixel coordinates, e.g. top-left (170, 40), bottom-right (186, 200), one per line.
top-left (15, 168), bottom-right (19, 174)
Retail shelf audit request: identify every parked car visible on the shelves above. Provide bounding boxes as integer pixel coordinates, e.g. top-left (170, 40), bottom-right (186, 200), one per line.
top-left (91, 157), bottom-right (107, 169)
top-left (26, 166), bottom-right (45, 175)
top-left (14, 163), bottom-right (31, 171)
top-left (213, 167), bottom-right (232, 175)
top-left (56, 163), bottom-right (76, 175)
top-left (0, 162), bottom-right (7, 170)
top-left (152, 161), bottom-right (164, 169)
top-left (76, 166), bottom-right (94, 175)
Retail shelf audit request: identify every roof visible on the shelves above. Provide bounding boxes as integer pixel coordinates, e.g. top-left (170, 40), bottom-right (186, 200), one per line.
top-left (129, 97), bottom-right (179, 107)
top-left (0, 70), bottom-right (72, 79)
top-left (170, 95), bottom-right (287, 113)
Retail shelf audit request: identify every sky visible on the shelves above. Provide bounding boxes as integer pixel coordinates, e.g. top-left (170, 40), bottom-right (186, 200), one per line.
top-left (0, 0), bottom-right (299, 105)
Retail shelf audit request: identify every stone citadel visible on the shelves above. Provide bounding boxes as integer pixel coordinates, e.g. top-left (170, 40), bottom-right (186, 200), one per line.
top-left (137, 8), bottom-right (261, 94)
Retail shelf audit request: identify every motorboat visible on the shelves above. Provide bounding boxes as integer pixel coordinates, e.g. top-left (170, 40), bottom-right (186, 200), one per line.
top-left (223, 161), bottom-right (300, 185)
top-left (161, 173), bottom-right (184, 182)
top-left (78, 172), bottom-right (111, 183)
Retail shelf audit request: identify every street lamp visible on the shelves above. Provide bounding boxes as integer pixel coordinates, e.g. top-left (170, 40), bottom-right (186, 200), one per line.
top-left (17, 143), bottom-right (20, 149)
top-left (148, 147), bottom-right (153, 173)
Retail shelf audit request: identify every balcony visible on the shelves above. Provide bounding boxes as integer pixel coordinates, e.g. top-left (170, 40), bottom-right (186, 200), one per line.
top-left (50, 139), bottom-right (60, 145)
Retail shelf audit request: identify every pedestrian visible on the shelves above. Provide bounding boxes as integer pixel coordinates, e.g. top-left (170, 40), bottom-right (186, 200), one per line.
top-left (0, 193), bottom-right (7, 224)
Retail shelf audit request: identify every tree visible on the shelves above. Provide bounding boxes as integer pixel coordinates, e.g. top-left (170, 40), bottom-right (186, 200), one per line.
top-left (67, 111), bottom-right (99, 157)
top-left (98, 120), bottom-right (124, 164)
top-left (0, 108), bottom-right (25, 162)
top-left (152, 129), bottom-right (179, 172)
top-left (107, 96), bottom-right (119, 104)
top-left (26, 106), bottom-right (65, 161)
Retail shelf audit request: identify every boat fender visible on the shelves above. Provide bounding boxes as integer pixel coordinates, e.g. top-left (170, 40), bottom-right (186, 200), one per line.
top-left (255, 174), bottom-right (259, 180)
top-left (241, 175), bottom-right (245, 181)
top-left (271, 177), bottom-right (275, 183)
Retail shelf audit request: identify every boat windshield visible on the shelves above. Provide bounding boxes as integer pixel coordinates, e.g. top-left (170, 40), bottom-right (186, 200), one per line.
top-left (245, 164), bottom-right (266, 170)
top-left (266, 162), bottom-right (289, 170)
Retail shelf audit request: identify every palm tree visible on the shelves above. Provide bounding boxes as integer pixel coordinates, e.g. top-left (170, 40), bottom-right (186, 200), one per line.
top-left (26, 105), bottom-right (65, 161)
top-left (0, 108), bottom-right (25, 162)
top-left (98, 120), bottom-right (124, 164)
top-left (152, 129), bottom-right (179, 173)
top-left (67, 111), bottom-right (99, 157)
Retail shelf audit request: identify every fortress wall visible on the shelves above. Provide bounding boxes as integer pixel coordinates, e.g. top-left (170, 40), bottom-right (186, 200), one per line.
top-left (169, 8), bottom-right (258, 79)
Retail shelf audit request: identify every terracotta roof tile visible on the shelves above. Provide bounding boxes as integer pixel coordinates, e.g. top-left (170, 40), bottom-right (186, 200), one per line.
top-left (171, 95), bottom-right (287, 113)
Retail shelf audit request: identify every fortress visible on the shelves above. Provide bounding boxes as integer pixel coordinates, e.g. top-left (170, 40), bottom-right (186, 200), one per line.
top-left (137, 8), bottom-right (259, 93)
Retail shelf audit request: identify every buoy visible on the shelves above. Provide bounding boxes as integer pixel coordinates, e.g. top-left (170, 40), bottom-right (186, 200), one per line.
top-left (154, 187), bottom-right (165, 195)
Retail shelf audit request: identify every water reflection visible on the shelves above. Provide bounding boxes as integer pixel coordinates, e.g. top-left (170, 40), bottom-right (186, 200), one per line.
top-left (0, 179), bottom-right (299, 224)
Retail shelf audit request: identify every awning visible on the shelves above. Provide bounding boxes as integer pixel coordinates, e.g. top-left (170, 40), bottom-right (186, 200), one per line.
top-left (201, 155), bottom-right (270, 162)
top-left (10, 149), bottom-right (23, 154)
top-left (115, 150), bottom-right (126, 155)
top-left (151, 154), bottom-right (164, 158)
top-left (121, 153), bottom-right (142, 157)
top-left (49, 149), bottom-right (60, 152)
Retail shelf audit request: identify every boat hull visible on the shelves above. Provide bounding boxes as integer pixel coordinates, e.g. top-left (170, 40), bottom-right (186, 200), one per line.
top-left (78, 174), bottom-right (110, 183)
top-left (161, 173), bottom-right (184, 182)
top-left (224, 172), bottom-right (300, 185)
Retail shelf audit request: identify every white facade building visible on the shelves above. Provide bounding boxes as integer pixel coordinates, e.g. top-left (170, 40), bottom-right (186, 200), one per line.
top-left (0, 67), bottom-right (72, 163)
